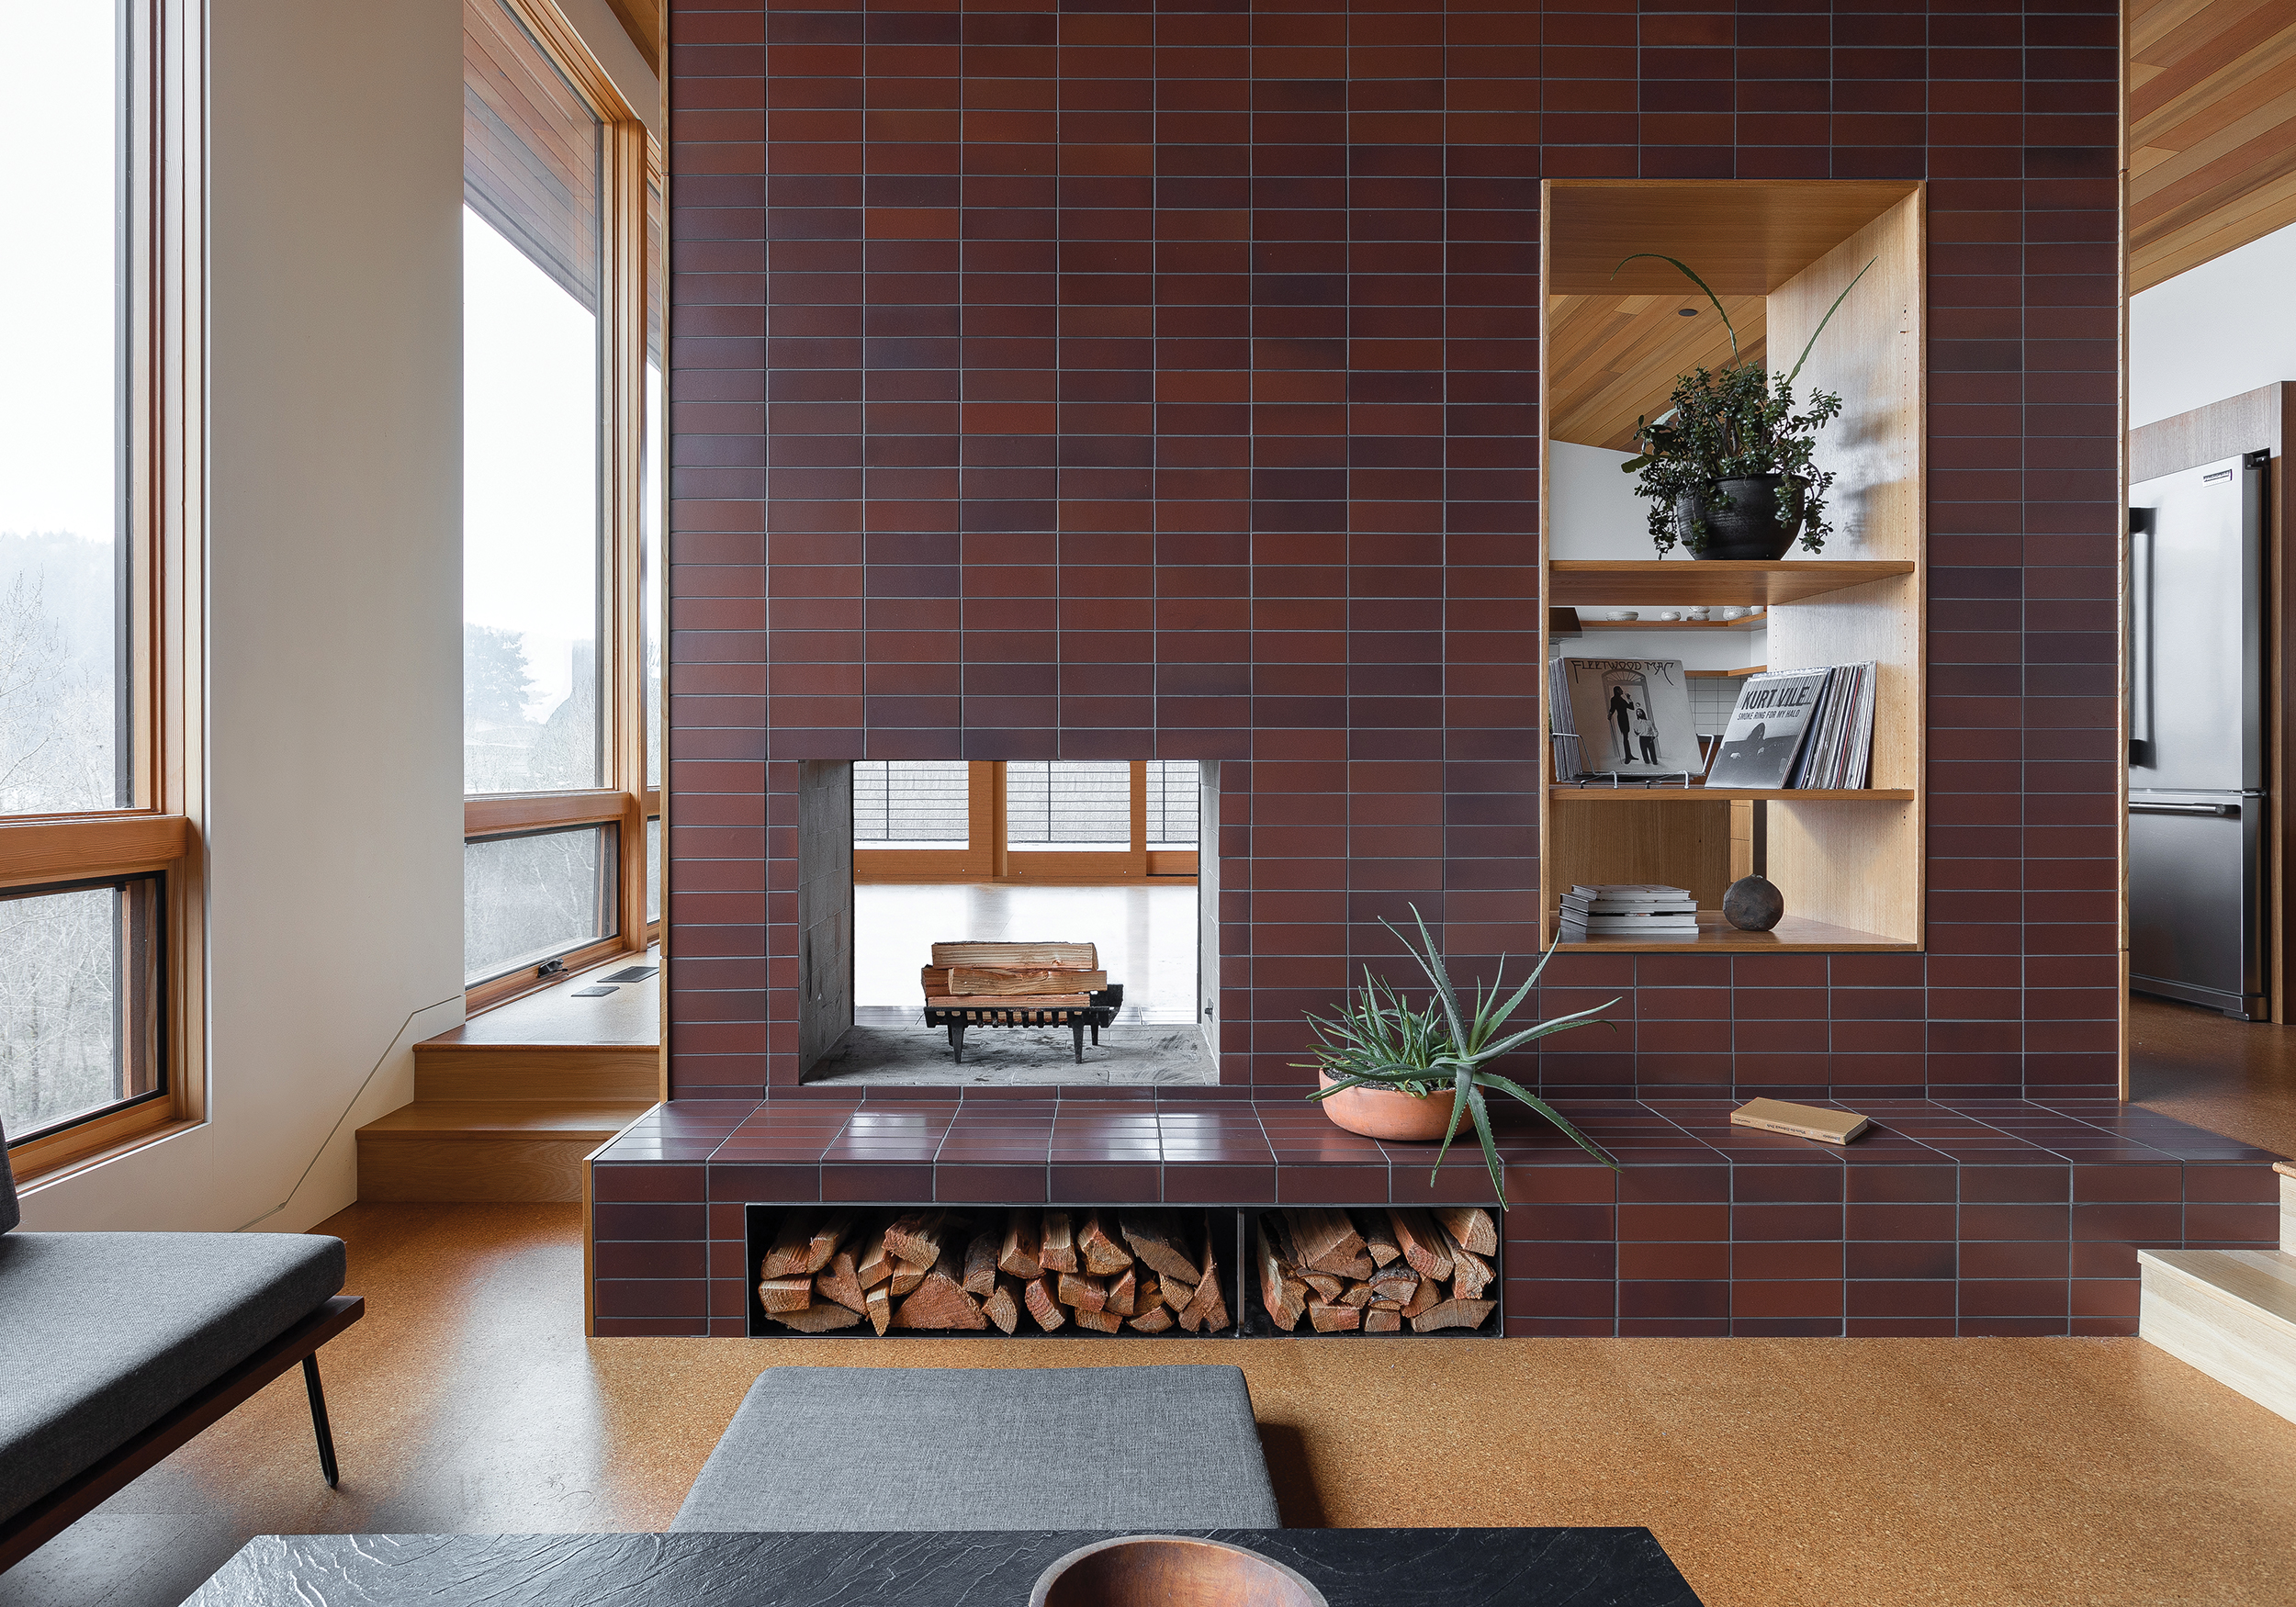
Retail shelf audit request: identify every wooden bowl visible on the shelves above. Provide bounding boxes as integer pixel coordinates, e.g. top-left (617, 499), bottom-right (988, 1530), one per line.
top-left (1029, 1536), bottom-right (1329, 1607)
top-left (1316, 1072), bottom-right (1457, 1142)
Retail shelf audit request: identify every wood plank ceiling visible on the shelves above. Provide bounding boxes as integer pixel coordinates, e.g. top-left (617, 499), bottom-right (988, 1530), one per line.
top-left (2128, 0), bottom-right (2296, 292)
top-left (1542, 181), bottom-right (1914, 452)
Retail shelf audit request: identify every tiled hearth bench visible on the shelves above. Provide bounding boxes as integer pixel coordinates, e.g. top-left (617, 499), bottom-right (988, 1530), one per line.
top-left (586, 1092), bottom-right (2286, 1339)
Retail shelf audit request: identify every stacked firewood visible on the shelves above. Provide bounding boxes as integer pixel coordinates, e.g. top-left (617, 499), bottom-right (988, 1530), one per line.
top-left (1255, 1207), bottom-right (1498, 1334)
top-left (757, 1207), bottom-right (1231, 1336)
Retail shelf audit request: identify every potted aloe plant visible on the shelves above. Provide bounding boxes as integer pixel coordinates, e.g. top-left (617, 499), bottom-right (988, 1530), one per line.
top-left (1298, 908), bottom-right (1619, 1208)
top-left (1616, 253), bottom-right (1873, 560)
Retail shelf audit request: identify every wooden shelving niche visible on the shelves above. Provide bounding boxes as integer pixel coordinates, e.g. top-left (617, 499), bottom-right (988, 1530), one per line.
top-left (1538, 180), bottom-right (1928, 953)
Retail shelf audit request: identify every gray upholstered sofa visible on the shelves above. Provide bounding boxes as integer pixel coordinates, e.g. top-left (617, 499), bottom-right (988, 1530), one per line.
top-left (0, 1120), bottom-right (364, 1572)
top-left (672, 1365), bottom-right (1283, 1532)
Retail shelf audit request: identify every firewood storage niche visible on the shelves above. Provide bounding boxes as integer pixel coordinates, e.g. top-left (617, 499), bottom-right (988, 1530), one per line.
top-left (743, 1204), bottom-right (1503, 1338)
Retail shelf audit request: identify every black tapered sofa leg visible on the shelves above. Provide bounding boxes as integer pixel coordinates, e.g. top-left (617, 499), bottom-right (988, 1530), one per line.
top-left (302, 1354), bottom-right (340, 1489)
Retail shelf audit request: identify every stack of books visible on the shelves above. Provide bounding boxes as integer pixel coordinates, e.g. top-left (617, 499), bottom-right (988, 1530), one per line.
top-left (1559, 883), bottom-right (1700, 939)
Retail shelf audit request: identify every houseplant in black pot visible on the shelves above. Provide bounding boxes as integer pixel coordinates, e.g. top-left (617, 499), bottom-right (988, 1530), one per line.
top-left (1616, 253), bottom-right (1873, 560)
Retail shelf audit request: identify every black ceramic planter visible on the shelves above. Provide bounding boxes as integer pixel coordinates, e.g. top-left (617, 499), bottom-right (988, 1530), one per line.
top-left (1672, 474), bottom-right (1806, 560)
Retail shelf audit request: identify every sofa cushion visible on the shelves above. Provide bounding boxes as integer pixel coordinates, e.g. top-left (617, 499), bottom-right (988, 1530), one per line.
top-left (0, 1231), bottom-right (344, 1523)
top-left (670, 1365), bottom-right (1281, 1533)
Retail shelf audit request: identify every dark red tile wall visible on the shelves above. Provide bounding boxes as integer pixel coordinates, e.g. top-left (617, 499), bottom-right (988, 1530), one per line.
top-left (663, 0), bottom-right (2122, 1102)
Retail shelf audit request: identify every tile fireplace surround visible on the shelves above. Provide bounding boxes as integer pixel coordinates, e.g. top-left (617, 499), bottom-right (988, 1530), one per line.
top-left (587, 1092), bottom-right (2281, 1338)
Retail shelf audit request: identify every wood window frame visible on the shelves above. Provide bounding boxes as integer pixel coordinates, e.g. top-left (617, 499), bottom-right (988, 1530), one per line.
top-left (854, 762), bottom-right (1199, 886)
top-left (461, 0), bottom-right (660, 1015)
top-left (6, 0), bottom-right (206, 1182)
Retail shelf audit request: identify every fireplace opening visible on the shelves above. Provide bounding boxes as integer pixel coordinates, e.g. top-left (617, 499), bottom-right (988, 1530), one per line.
top-left (798, 759), bottom-right (1220, 1085)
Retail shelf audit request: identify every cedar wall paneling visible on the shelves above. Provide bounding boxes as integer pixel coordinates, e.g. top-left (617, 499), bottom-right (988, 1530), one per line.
top-left (662, 0), bottom-right (2122, 1101)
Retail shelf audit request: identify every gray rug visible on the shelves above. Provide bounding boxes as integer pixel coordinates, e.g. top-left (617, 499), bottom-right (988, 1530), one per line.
top-left (803, 1011), bottom-right (1218, 1086)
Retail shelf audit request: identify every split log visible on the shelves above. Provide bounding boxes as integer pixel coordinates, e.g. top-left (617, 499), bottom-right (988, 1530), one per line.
top-left (1298, 1268), bottom-right (1345, 1303)
top-left (759, 1275), bottom-right (816, 1313)
top-left (1040, 1210), bottom-right (1078, 1274)
top-left (1435, 1205), bottom-right (1499, 1257)
top-left (884, 1210), bottom-right (955, 1270)
top-left (1255, 1216), bottom-right (1307, 1332)
top-left (1264, 1212), bottom-right (1301, 1266)
top-left (1120, 1211), bottom-right (1204, 1287)
top-left (856, 1236), bottom-right (895, 1290)
top-left (930, 940), bottom-right (1097, 970)
top-left (759, 1209), bottom-right (808, 1277)
top-left (1078, 1211), bottom-right (1135, 1275)
top-left (1367, 1297), bottom-right (1403, 1312)
top-left (947, 966), bottom-right (1108, 995)
top-left (1357, 1213), bottom-right (1402, 1268)
top-left (962, 1231), bottom-right (1001, 1297)
top-left (762, 1209), bottom-right (852, 1278)
top-left (997, 1210), bottom-right (1043, 1279)
top-left (1106, 1266), bottom-right (1139, 1317)
top-left (816, 1251), bottom-right (868, 1315)
top-left (1440, 1224), bottom-right (1492, 1299)
top-left (864, 1285), bottom-right (893, 1336)
top-left (1075, 1306), bottom-right (1122, 1333)
top-left (982, 1276), bottom-right (1023, 1335)
top-left (893, 1248), bottom-right (987, 1331)
top-left (1401, 1272), bottom-right (1444, 1320)
top-left (1134, 1273), bottom-right (1161, 1312)
top-left (1161, 1275), bottom-right (1195, 1313)
top-left (773, 1301), bottom-right (862, 1333)
top-left (1368, 1264), bottom-right (1420, 1305)
top-left (1127, 1304), bottom-right (1175, 1333)
top-left (1307, 1299), bottom-right (1362, 1333)
top-left (1337, 1282), bottom-right (1374, 1309)
top-left (1178, 1249), bottom-right (1228, 1333)
top-left (1362, 1309), bottom-right (1402, 1333)
top-left (1023, 1275), bottom-right (1067, 1332)
top-left (1284, 1208), bottom-right (1370, 1276)
top-left (888, 1261), bottom-right (927, 1298)
top-left (1057, 1271), bottom-right (1107, 1312)
top-left (1387, 1208), bottom-right (1456, 1281)
top-left (1409, 1297), bottom-right (1495, 1334)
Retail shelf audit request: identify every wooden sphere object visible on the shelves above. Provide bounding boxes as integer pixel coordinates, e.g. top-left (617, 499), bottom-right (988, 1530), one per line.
top-left (1723, 874), bottom-right (1784, 932)
top-left (1031, 1537), bottom-right (1329, 1607)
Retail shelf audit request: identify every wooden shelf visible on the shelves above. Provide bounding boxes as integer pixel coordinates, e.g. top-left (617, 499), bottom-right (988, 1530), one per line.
top-left (1553, 912), bottom-right (1917, 953)
top-left (1550, 787), bottom-right (1915, 804)
top-left (1551, 560), bottom-right (1917, 607)
top-left (1685, 666), bottom-right (1765, 679)
top-left (1577, 615), bottom-right (1767, 631)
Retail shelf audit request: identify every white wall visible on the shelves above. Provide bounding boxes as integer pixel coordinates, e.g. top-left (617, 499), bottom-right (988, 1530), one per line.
top-left (21, 0), bottom-right (467, 1231)
top-left (1548, 440), bottom-right (1671, 559)
top-left (2131, 219), bottom-right (2296, 429)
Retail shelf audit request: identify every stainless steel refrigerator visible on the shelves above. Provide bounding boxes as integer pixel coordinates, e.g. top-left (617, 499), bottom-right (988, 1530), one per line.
top-left (2128, 450), bottom-right (2270, 1019)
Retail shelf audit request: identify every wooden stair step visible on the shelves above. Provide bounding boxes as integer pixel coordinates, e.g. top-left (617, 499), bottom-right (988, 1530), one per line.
top-left (2139, 1247), bottom-right (2296, 1426)
top-left (355, 1098), bottom-right (651, 1205)
top-left (411, 1042), bottom-right (659, 1103)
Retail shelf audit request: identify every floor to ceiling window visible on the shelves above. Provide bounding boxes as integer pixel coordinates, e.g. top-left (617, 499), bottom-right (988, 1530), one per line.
top-left (460, 0), bottom-right (659, 1005)
top-left (1, 0), bottom-right (201, 1173)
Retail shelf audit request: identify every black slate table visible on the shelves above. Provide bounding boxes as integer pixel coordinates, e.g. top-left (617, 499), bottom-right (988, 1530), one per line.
top-left (182, 1529), bottom-right (1702, 1605)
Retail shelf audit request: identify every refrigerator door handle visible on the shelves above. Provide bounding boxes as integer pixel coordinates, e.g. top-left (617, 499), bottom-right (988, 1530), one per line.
top-left (2130, 801), bottom-right (2240, 817)
top-left (2128, 505), bottom-right (2154, 766)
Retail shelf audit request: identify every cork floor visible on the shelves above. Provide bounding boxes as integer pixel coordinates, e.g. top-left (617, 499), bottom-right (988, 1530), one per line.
top-left (7, 1204), bottom-right (2294, 1607)
top-left (2131, 993), bottom-right (2296, 1160)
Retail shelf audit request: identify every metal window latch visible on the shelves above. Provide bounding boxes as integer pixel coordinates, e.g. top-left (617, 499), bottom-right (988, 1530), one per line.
top-left (536, 959), bottom-right (566, 980)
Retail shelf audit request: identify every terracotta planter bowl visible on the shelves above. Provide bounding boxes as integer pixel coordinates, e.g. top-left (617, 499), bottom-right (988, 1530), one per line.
top-left (1317, 1072), bottom-right (1458, 1142)
top-left (1030, 1535), bottom-right (1328, 1607)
